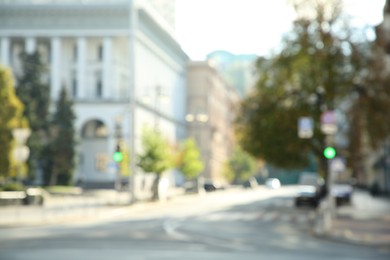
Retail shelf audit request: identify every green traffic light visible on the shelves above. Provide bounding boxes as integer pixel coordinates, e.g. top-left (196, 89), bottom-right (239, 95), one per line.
top-left (113, 151), bottom-right (123, 162)
top-left (323, 147), bottom-right (336, 159)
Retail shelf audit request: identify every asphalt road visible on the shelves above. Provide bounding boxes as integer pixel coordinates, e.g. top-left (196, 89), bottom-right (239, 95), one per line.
top-left (1, 186), bottom-right (389, 260)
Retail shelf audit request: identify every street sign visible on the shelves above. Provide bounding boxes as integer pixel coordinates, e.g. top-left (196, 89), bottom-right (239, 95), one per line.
top-left (321, 111), bottom-right (337, 135)
top-left (298, 117), bottom-right (313, 138)
top-left (330, 157), bottom-right (345, 173)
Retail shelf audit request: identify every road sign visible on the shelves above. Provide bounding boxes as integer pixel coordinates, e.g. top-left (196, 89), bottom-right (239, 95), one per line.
top-left (298, 117), bottom-right (313, 138)
top-left (330, 157), bottom-right (345, 173)
top-left (321, 111), bottom-right (337, 135)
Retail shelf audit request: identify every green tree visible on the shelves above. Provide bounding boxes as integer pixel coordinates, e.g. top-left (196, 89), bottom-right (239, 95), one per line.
top-left (346, 24), bottom-right (390, 184)
top-left (16, 51), bottom-right (50, 180)
top-left (0, 66), bottom-right (27, 181)
top-left (137, 126), bottom-right (173, 200)
top-left (224, 146), bottom-right (256, 184)
top-left (235, 0), bottom-right (389, 180)
top-left (44, 87), bottom-right (76, 186)
top-left (176, 138), bottom-right (204, 180)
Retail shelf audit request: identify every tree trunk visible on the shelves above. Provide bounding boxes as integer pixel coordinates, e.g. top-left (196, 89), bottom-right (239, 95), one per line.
top-left (151, 174), bottom-right (161, 201)
top-left (49, 168), bottom-right (58, 186)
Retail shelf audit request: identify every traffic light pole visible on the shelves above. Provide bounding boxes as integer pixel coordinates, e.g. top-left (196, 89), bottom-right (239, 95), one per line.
top-left (114, 118), bottom-right (123, 192)
top-left (324, 134), bottom-right (336, 231)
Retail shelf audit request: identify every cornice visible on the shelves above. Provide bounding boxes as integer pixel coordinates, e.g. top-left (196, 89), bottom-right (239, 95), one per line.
top-left (138, 8), bottom-right (188, 63)
top-left (0, 4), bottom-right (129, 30)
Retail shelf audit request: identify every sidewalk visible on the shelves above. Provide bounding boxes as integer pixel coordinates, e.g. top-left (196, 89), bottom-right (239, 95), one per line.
top-left (0, 187), bottom-right (185, 227)
top-left (321, 190), bottom-right (390, 248)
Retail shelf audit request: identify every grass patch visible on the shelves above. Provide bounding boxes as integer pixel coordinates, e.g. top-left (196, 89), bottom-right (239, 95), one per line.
top-left (43, 185), bottom-right (82, 195)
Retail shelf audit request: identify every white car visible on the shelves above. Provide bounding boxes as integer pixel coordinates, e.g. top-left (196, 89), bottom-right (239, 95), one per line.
top-left (265, 178), bottom-right (281, 189)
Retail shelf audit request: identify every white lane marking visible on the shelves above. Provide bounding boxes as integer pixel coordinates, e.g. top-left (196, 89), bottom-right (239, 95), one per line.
top-left (163, 220), bottom-right (191, 241)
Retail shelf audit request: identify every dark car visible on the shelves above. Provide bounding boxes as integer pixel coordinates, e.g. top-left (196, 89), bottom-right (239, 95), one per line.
top-left (204, 182), bottom-right (217, 192)
top-left (331, 182), bottom-right (353, 206)
top-left (295, 185), bottom-right (319, 208)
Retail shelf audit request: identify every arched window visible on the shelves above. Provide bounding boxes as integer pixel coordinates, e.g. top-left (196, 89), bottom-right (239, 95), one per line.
top-left (81, 119), bottom-right (108, 138)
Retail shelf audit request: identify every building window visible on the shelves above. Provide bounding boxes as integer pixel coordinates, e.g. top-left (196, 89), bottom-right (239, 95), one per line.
top-left (98, 44), bottom-right (103, 61)
top-left (72, 72), bottom-right (77, 98)
top-left (73, 44), bottom-right (77, 61)
top-left (96, 71), bottom-right (102, 98)
top-left (120, 74), bottom-right (128, 98)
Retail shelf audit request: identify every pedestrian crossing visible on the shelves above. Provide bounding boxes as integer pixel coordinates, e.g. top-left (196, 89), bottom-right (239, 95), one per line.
top-left (197, 210), bottom-right (316, 224)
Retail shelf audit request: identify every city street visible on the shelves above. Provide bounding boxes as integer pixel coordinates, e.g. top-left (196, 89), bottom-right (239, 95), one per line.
top-left (1, 186), bottom-right (389, 259)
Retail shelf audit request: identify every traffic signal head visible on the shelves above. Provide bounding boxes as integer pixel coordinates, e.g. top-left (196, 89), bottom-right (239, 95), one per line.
top-left (113, 151), bottom-right (123, 162)
top-left (323, 146), bottom-right (336, 159)
top-left (113, 144), bottom-right (123, 162)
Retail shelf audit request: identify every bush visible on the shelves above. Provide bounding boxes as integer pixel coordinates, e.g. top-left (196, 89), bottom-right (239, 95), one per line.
top-left (0, 182), bottom-right (25, 191)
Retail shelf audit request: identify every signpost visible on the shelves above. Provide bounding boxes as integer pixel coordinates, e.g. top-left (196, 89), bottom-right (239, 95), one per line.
top-left (298, 117), bottom-right (313, 139)
top-left (321, 110), bottom-right (337, 135)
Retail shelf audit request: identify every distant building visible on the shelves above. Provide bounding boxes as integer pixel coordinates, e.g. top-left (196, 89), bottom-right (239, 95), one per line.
top-left (207, 50), bottom-right (257, 98)
top-left (0, 0), bottom-right (188, 188)
top-left (186, 61), bottom-right (240, 186)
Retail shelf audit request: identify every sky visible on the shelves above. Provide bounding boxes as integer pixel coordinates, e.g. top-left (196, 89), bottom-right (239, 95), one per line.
top-left (175, 0), bottom-right (387, 60)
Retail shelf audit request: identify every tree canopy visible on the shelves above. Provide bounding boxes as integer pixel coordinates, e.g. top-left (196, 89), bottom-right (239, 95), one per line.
top-left (224, 146), bottom-right (256, 184)
top-left (16, 51), bottom-right (51, 180)
top-left (44, 87), bottom-right (76, 186)
top-left (176, 138), bottom-right (204, 180)
top-left (0, 66), bottom-right (27, 180)
top-left (235, 0), bottom-right (390, 177)
top-left (137, 126), bottom-right (172, 175)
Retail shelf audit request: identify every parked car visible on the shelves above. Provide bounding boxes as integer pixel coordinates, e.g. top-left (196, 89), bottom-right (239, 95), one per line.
top-left (265, 178), bottom-right (281, 189)
top-left (298, 172), bottom-right (326, 197)
top-left (242, 177), bottom-right (258, 189)
top-left (295, 185), bottom-right (319, 208)
top-left (331, 182), bottom-right (353, 205)
top-left (204, 182), bottom-right (217, 192)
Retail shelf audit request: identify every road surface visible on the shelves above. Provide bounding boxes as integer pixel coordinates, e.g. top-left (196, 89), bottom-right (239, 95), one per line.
top-left (1, 186), bottom-right (389, 260)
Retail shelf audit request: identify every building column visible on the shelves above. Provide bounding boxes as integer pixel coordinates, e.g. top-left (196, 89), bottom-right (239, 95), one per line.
top-left (51, 37), bottom-right (61, 100)
top-left (103, 37), bottom-right (112, 99)
top-left (1, 37), bottom-right (10, 66)
top-left (25, 37), bottom-right (37, 54)
top-left (77, 37), bottom-right (87, 99)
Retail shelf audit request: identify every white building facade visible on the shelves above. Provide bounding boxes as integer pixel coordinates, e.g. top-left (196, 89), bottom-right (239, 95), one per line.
top-left (0, 0), bottom-right (188, 187)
